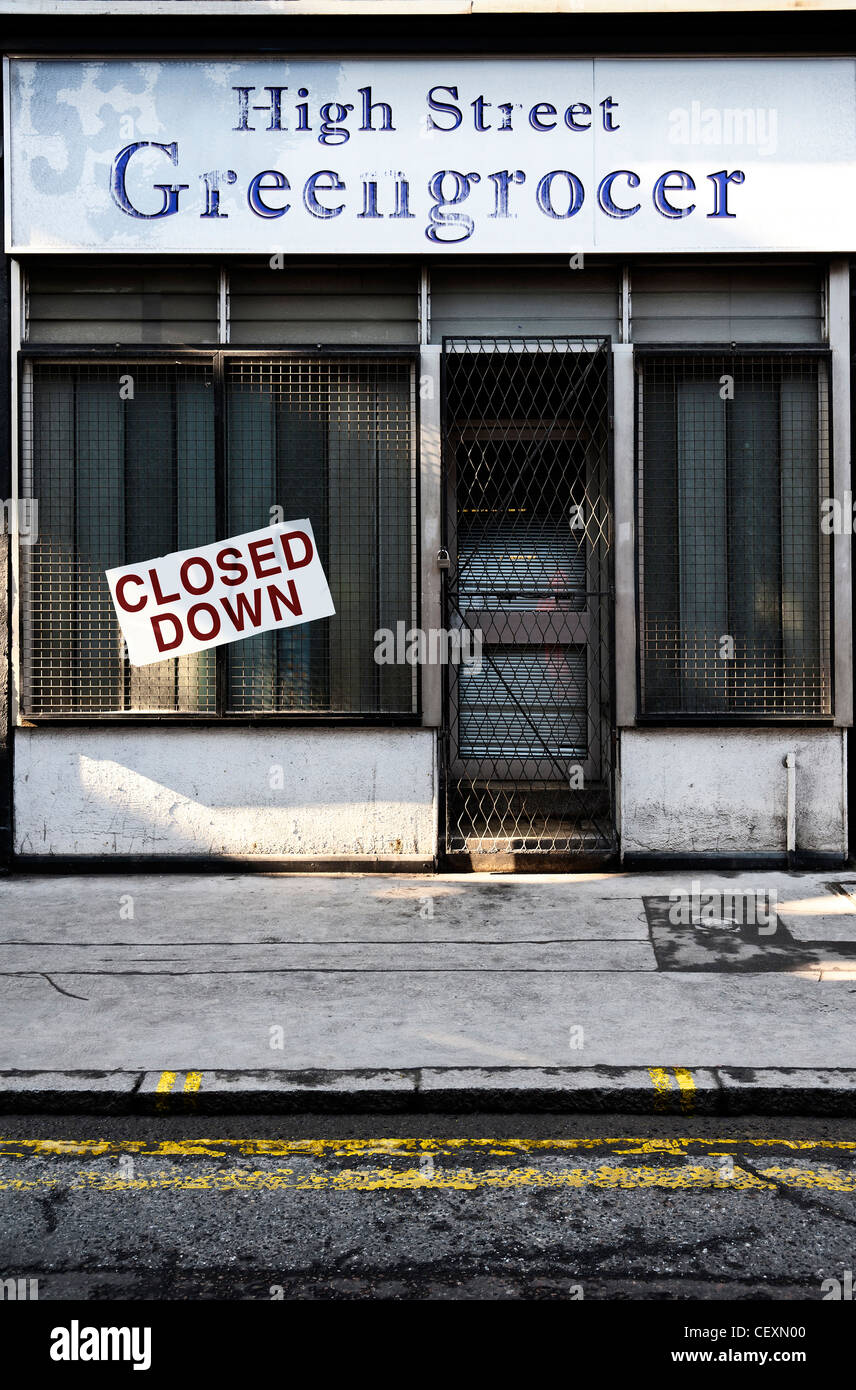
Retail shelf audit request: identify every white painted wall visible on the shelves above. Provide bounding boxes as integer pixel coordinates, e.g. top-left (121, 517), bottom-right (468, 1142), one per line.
top-left (619, 728), bottom-right (847, 858)
top-left (14, 728), bottom-right (437, 859)
top-left (14, 725), bottom-right (847, 862)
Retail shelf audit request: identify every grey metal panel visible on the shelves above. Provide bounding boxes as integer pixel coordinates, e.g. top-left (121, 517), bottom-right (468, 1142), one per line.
top-left (232, 319), bottom-right (414, 346)
top-left (458, 525), bottom-right (587, 612)
top-left (29, 319), bottom-right (219, 344)
top-left (30, 294), bottom-right (216, 320)
top-left (227, 266), bottom-right (417, 295)
top-left (458, 647), bottom-right (588, 760)
top-left (430, 265), bottom-right (620, 342)
top-left (635, 291), bottom-right (820, 317)
top-left (636, 317), bottom-right (821, 344)
top-left (229, 263), bottom-right (418, 344)
top-left (632, 265), bottom-right (824, 343)
top-left (28, 267), bottom-right (216, 292)
top-left (633, 267), bottom-right (821, 293)
top-left (230, 294), bottom-right (416, 321)
top-left (26, 264), bottom-right (219, 344)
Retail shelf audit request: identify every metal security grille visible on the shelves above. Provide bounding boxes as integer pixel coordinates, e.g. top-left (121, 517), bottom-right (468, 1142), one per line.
top-left (22, 360), bottom-right (217, 714)
top-left (21, 354), bottom-right (417, 717)
top-left (225, 357), bottom-right (416, 713)
top-left (442, 337), bottom-right (614, 859)
top-left (638, 352), bottom-right (831, 716)
top-left (458, 647), bottom-right (589, 759)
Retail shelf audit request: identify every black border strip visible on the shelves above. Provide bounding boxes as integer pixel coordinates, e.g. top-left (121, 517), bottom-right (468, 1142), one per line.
top-left (2, 10), bottom-right (854, 58)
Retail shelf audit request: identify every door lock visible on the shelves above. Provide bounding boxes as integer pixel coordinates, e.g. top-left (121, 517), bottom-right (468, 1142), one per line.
top-left (436, 548), bottom-right (451, 570)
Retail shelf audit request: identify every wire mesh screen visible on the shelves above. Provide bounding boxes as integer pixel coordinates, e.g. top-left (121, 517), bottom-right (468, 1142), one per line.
top-left (442, 338), bottom-right (614, 858)
top-left (22, 360), bottom-right (217, 714)
top-left (225, 357), bottom-right (416, 713)
top-left (22, 355), bottom-right (416, 718)
top-left (638, 353), bottom-right (831, 716)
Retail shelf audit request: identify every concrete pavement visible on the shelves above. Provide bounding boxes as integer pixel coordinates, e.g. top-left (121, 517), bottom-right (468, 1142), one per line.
top-left (1, 868), bottom-right (856, 1112)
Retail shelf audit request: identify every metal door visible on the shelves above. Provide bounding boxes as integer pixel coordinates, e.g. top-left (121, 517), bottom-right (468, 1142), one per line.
top-left (441, 337), bottom-right (615, 865)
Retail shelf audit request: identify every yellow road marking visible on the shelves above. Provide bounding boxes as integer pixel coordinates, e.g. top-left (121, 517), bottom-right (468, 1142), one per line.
top-left (155, 1071), bottom-right (200, 1106)
top-left (154, 1070), bottom-right (181, 1113)
top-left (673, 1067), bottom-right (696, 1113)
top-left (648, 1066), bottom-right (675, 1111)
top-left (0, 1162), bottom-right (852, 1193)
top-left (648, 1067), bottom-right (672, 1093)
top-left (2, 1136), bottom-right (855, 1159)
top-left (647, 1067), bottom-right (697, 1112)
top-left (0, 1137), bottom-right (853, 1194)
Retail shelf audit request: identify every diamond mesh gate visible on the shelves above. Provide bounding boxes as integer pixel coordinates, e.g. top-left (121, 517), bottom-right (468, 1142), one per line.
top-left (441, 337), bottom-right (615, 864)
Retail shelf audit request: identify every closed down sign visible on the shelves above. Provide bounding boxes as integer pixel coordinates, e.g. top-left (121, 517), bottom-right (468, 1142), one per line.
top-left (106, 520), bottom-right (335, 666)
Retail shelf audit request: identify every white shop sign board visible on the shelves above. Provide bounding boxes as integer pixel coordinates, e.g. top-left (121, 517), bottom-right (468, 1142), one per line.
top-left (5, 56), bottom-right (856, 254)
top-left (106, 520), bottom-right (335, 666)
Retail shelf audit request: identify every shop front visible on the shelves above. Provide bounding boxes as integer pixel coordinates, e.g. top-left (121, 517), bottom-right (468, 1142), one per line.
top-left (2, 45), bottom-right (853, 869)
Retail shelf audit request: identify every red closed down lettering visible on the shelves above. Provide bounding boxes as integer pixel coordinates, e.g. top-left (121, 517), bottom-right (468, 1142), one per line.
top-left (268, 580), bottom-right (302, 620)
top-left (152, 613), bottom-right (183, 652)
top-left (149, 568), bottom-right (180, 605)
top-left (149, 584), bottom-right (301, 650)
top-left (280, 530), bottom-right (313, 569)
top-left (220, 589), bottom-right (264, 631)
top-left (116, 573), bottom-right (146, 612)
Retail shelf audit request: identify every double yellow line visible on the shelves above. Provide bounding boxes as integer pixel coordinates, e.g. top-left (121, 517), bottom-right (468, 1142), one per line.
top-left (1, 1135), bottom-right (854, 1193)
top-left (156, 1071), bottom-right (202, 1094)
top-left (156, 1068), bottom-right (698, 1110)
top-left (648, 1067), bottom-right (697, 1112)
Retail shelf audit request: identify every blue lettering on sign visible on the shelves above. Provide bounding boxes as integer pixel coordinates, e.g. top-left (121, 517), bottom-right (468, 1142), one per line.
top-left (535, 169), bottom-right (585, 219)
top-left (427, 86), bottom-right (463, 132)
top-left (653, 169), bottom-right (696, 219)
top-left (303, 170), bottom-right (346, 218)
top-left (358, 87), bottom-right (395, 132)
top-left (105, 108), bottom-right (747, 239)
top-left (199, 169), bottom-right (238, 219)
top-left (110, 141), bottom-right (189, 219)
top-left (426, 170), bottom-right (481, 243)
top-left (597, 169), bottom-right (641, 218)
top-left (707, 169), bottom-right (746, 218)
top-left (487, 169), bottom-right (525, 218)
top-left (247, 169), bottom-right (291, 218)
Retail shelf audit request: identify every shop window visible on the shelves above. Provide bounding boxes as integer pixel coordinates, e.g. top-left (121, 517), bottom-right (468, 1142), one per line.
top-left (638, 352), bottom-right (832, 718)
top-left (223, 357), bottom-right (415, 714)
top-left (22, 360), bottom-right (218, 714)
top-left (21, 355), bottom-right (416, 718)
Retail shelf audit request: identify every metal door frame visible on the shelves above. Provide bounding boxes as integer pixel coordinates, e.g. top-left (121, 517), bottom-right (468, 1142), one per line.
top-left (439, 335), bottom-right (617, 867)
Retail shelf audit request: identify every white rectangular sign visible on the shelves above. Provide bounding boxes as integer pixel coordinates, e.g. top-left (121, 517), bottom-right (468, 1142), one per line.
top-left (6, 56), bottom-right (856, 253)
top-left (106, 519), bottom-right (335, 666)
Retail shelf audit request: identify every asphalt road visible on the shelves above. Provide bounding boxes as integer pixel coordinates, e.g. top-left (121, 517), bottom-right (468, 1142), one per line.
top-left (1, 1113), bottom-right (855, 1300)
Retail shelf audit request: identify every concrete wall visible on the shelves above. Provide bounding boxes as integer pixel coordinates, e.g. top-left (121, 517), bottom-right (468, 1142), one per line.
top-left (619, 728), bottom-right (847, 859)
top-left (13, 727), bottom-right (436, 859)
top-left (13, 725), bottom-right (848, 863)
